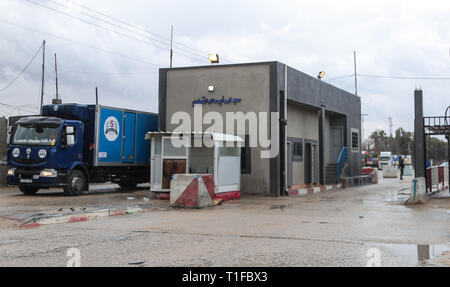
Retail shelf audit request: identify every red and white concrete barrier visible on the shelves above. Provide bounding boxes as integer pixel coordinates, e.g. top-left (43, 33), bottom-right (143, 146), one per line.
top-left (170, 174), bottom-right (216, 208)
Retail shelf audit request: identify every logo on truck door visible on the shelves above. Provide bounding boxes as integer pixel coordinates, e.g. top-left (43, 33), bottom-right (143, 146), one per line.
top-left (104, 116), bottom-right (120, 142)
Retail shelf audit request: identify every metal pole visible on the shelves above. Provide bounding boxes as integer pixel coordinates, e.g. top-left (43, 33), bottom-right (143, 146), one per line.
top-left (284, 64), bottom-right (288, 195)
top-left (95, 87), bottom-right (99, 106)
top-left (54, 53), bottom-right (59, 100)
top-left (169, 25), bottom-right (173, 68)
top-left (40, 40), bottom-right (46, 115)
top-left (354, 51), bottom-right (358, 96)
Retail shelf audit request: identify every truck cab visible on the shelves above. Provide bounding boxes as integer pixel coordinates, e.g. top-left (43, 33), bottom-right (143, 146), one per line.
top-left (378, 151), bottom-right (393, 170)
top-left (7, 116), bottom-right (85, 195)
top-left (7, 103), bottom-right (157, 196)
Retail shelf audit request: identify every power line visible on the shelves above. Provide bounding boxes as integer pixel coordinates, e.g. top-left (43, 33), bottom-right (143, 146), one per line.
top-left (325, 74), bottom-right (354, 81)
top-left (0, 42), bottom-right (43, 94)
top-left (326, 73), bottom-right (450, 81)
top-left (24, 0), bottom-right (211, 64)
top-left (0, 19), bottom-right (160, 66)
top-left (57, 70), bottom-right (159, 75)
top-left (358, 74), bottom-right (450, 80)
top-left (60, 0), bottom-right (234, 64)
top-left (48, 0), bottom-right (216, 63)
top-left (0, 102), bottom-right (38, 113)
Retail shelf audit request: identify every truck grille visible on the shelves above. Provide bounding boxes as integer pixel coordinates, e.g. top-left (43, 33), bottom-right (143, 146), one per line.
top-left (11, 158), bottom-right (46, 165)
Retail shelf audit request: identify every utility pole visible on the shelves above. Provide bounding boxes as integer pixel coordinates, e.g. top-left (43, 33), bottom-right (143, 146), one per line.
top-left (169, 25), bottom-right (173, 68)
top-left (53, 54), bottom-right (62, 104)
top-left (353, 51), bottom-right (358, 96)
top-left (40, 40), bottom-right (46, 115)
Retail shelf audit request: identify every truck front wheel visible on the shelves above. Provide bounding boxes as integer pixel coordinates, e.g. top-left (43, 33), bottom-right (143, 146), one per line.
top-left (19, 185), bottom-right (39, 195)
top-left (64, 170), bottom-right (87, 196)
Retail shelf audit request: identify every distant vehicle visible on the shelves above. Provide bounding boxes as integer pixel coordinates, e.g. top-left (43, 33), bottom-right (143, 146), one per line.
top-left (393, 154), bottom-right (412, 166)
top-left (7, 104), bottom-right (158, 196)
top-left (440, 162), bottom-right (448, 167)
top-left (362, 150), bottom-right (378, 167)
top-left (378, 151), bottom-right (393, 170)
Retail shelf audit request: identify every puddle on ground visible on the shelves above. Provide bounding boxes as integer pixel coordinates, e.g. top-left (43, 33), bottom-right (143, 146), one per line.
top-left (270, 204), bottom-right (293, 210)
top-left (368, 243), bottom-right (450, 265)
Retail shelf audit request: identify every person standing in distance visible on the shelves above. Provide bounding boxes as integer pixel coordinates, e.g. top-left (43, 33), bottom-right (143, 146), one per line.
top-left (398, 156), bottom-right (405, 180)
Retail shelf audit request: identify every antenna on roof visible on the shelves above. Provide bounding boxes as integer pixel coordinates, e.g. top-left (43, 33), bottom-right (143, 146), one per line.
top-left (52, 53), bottom-right (62, 105)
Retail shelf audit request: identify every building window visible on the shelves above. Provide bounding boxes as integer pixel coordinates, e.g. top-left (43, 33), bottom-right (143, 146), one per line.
top-left (289, 138), bottom-right (303, 162)
top-left (241, 135), bottom-right (251, 174)
top-left (351, 129), bottom-right (359, 151)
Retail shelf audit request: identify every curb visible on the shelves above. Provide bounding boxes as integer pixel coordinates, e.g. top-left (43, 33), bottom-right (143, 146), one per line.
top-left (19, 206), bottom-right (163, 229)
top-left (288, 183), bottom-right (343, 197)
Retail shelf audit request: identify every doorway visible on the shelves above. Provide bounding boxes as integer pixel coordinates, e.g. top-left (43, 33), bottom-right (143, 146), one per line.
top-left (304, 142), bottom-right (317, 184)
top-left (287, 141), bottom-right (292, 187)
top-left (330, 126), bottom-right (343, 163)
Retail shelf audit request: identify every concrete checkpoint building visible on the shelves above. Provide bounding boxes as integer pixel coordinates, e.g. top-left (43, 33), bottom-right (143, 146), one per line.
top-left (158, 61), bottom-right (362, 196)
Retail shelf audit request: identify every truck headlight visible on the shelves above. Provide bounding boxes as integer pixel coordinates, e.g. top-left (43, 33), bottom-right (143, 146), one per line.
top-left (40, 169), bottom-right (57, 178)
top-left (7, 168), bottom-right (15, 176)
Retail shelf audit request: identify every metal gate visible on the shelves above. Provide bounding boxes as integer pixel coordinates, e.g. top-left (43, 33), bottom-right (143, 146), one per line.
top-left (330, 127), bottom-right (343, 163)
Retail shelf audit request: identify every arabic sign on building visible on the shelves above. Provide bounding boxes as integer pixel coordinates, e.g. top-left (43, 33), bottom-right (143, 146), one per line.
top-left (192, 96), bottom-right (241, 108)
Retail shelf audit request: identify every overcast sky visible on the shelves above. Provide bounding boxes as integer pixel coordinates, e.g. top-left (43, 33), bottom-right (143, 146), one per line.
top-left (0, 0), bottom-right (449, 140)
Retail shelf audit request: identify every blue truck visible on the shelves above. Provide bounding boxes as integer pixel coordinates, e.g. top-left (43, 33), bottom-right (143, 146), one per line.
top-left (7, 104), bottom-right (158, 196)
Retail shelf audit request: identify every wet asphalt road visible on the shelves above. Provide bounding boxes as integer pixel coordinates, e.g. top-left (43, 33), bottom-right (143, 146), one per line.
top-left (0, 176), bottom-right (449, 267)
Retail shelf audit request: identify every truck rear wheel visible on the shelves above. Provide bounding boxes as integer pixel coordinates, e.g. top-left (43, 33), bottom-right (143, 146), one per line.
top-left (64, 170), bottom-right (86, 196)
top-left (19, 185), bottom-right (39, 195)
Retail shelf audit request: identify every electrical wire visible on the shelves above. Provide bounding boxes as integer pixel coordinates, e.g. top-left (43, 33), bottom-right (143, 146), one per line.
top-left (24, 0), bottom-right (211, 64)
top-left (358, 74), bottom-right (450, 80)
top-left (57, 70), bottom-right (159, 75)
top-left (326, 73), bottom-right (450, 81)
top-left (325, 74), bottom-right (354, 81)
top-left (0, 19), bottom-right (160, 66)
top-left (60, 0), bottom-right (234, 64)
top-left (47, 0), bottom-right (219, 63)
top-left (0, 43), bottom-right (43, 94)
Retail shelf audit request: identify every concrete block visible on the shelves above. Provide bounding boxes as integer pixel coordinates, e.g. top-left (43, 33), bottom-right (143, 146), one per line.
top-left (170, 174), bottom-right (214, 208)
top-left (406, 177), bottom-right (429, 205)
top-left (382, 166), bottom-right (397, 178)
top-left (403, 165), bottom-right (414, 176)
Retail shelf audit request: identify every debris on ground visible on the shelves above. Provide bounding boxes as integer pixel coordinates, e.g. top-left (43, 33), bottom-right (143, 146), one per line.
top-left (213, 198), bottom-right (224, 206)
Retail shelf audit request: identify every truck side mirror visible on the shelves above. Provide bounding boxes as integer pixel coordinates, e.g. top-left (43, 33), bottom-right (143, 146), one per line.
top-left (67, 135), bottom-right (75, 146)
top-left (66, 126), bottom-right (74, 134)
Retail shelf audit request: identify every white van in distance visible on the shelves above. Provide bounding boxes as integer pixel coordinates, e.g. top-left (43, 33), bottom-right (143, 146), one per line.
top-left (378, 151), bottom-right (393, 170)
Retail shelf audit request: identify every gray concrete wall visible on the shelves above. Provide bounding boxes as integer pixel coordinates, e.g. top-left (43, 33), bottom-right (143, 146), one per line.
top-left (162, 64), bottom-right (272, 194)
top-left (276, 63), bottom-right (361, 177)
top-left (324, 115), bottom-right (331, 164)
top-left (287, 102), bottom-right (320, 185)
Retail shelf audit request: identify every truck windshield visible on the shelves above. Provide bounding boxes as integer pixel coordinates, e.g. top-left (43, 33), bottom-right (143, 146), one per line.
top-left (379, 156), bottom-right (391, 161)
top-left (13, 124), bottom-right (59, 146)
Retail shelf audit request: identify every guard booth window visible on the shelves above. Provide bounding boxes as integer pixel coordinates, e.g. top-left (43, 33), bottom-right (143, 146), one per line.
top-left (241, 135), bottom-right (251, 174)
top-left (351, 129), bottom-right (359, 151)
